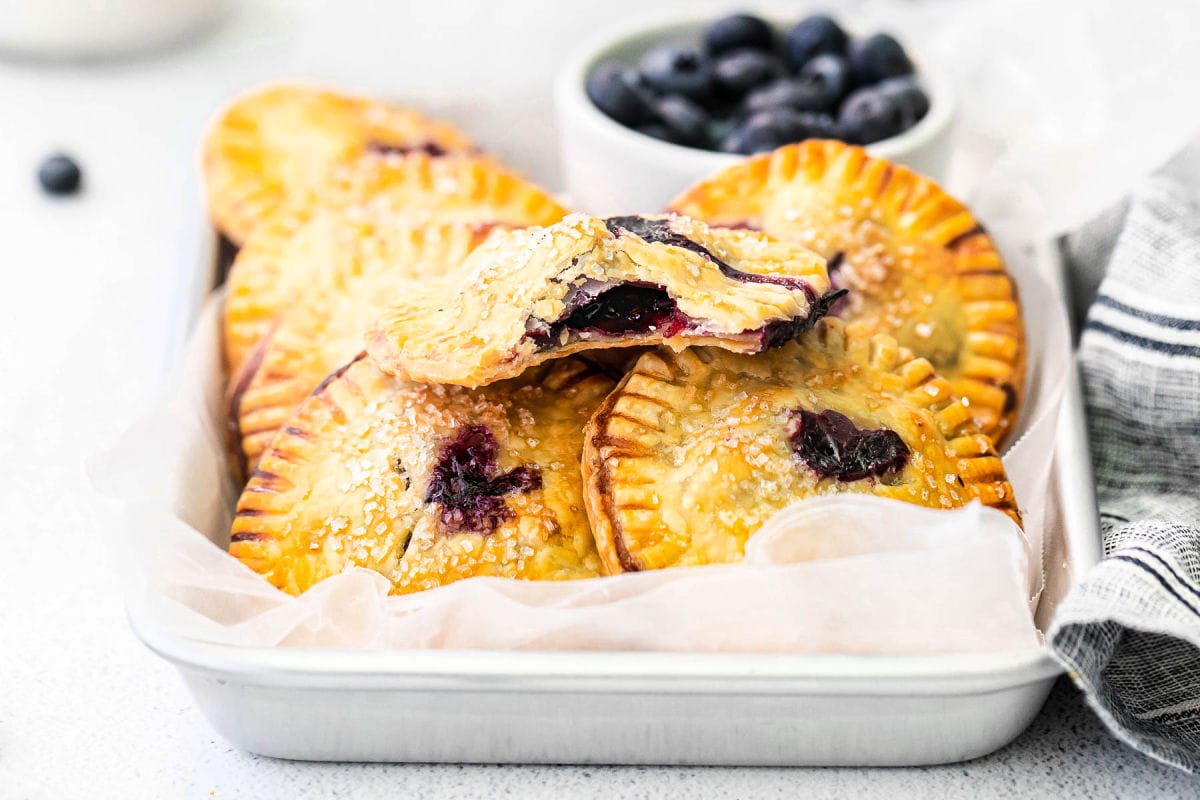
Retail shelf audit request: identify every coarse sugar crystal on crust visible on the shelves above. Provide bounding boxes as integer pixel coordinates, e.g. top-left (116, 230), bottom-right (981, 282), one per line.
top-left (367, 213), bottom-right (838, 388)
top-left (230, 355), bottom-right (614, 596)
top-left (582, 317), bottom-right (1021, 574)
top-left (668, 140), bottom-right (1025, 446)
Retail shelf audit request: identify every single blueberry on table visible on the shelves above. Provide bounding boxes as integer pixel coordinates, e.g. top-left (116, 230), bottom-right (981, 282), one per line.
top-left (837, 86), bottom-right (906, 144)
top-left (742, 78), bottom-right (827, 115)
top-left (848, 33), bottom-right (913, 86)
top-left (713, 48), bottom-right (782, 97)
top-left (586, 60), bottom-right (654, 126)
top-left (703, 13), bottom-right (775, 56)
top-left (652, 94), bottom-right (710, 147)
top-left (38, 153), bottom-right (82, 196)
top-left (638, 45), bottom-right (714, 101)
top-left (795, 53), bottom-right (849, 111)
top-left (785, 14), bottom-right (849, 70)
top-left (876, 76), bottom-right (930, 128)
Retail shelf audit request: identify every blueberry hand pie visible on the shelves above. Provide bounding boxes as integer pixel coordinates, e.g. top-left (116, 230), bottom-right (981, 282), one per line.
top-left (222, 153), bottom-right (567, 373)
top-left (668, 140), bottom-right (1025, 445)
top-left (230, 355), bottom-right (614, 596)
top-left (367, 213), bottom-right (836, 387)
top-left (229, 223), bottom-right (491, 480)
top-left (202, 83), bottom-right (477, 244)
top-left (582, 318), bottom-right (1020, 573)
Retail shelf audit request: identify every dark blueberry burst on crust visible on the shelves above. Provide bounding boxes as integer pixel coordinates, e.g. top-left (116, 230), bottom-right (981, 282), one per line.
top-left (229, 355), bottom-right (614, 595)
top-left (367, 213), bottom-right (833, 387)
top-left (581, 318), bottom-right (1020, 574)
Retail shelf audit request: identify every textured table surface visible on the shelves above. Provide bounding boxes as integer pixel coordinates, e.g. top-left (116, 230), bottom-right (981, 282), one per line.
top-left (1, 1), bottom-right (1196, 796)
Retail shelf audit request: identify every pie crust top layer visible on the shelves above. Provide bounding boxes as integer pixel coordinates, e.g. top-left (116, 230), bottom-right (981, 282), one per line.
top-left (230, 354), bottom-right (614, 596)
top-left (228, 223), bottom-right (493, 481)
top-left (582, 318), bottom-right (1020, 574)
top-left (367, 213), bottom-right (835, 388)
top-left (222, 152), bottom-right (568, 374)
top-left (668, 140), bottom-right (1025, 446)
top-left (202, 83), bottom-right (477, 244)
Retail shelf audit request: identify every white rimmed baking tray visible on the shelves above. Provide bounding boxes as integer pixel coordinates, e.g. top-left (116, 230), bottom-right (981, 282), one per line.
top-left (133, 228), bottom-right (1100, 766)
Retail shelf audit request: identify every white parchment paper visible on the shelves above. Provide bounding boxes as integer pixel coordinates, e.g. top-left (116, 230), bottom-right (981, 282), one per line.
top-left (86, 215), bottom-right (1070, 654)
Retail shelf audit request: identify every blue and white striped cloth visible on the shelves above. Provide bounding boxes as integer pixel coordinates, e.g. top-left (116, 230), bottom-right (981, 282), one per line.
top-left (1049, 145), bottom-right (1200, 772)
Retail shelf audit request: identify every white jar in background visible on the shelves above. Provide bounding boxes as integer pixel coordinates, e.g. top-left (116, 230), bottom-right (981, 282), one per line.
top-left (0, 0), bottom-right (225, 58)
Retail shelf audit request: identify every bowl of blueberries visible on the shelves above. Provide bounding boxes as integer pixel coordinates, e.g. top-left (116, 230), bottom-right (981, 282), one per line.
top-left (556, 10), bottom-right (952, 213)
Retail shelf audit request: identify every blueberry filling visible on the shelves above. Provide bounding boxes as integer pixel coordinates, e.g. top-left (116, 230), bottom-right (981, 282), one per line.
top-left (367, 140), bottom-right (449, 157)
top-left (604, 215), bottom-right (812, 291)
top-left (527, 281), bottom-right (689, 349)
top-left (423, 425), bottom-right (541, 534)
top-left (786, 408), bottom-right (909, 482)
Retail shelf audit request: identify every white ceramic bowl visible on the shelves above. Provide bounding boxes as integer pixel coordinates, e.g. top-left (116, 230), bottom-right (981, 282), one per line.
top-left (556, 16), bottom-right (954, 215)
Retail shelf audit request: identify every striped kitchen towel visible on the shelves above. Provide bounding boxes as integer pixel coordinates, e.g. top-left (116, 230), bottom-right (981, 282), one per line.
top-left (1049, 144), bottom-right (1200, 772)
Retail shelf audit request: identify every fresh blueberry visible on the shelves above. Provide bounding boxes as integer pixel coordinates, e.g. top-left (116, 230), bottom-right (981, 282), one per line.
top-left (837, 87), bottom-right (906, 144)
top-left (586, 60), bottom-right (654, 126)
top-left (785, 14), bottom-right (849, 70)
top-left (721, 109), bottom-right (838, 155)
top-left (638, 46), bottom-right (714, 101)
top-left (713, 48), bottom-right (783, 97)
top-left (848, 33), bottom-right (913, 86)
top-left (38, 153), bottom-right (82, 196)
top-left (876, 76), bottom-right (930, 128)
top-left (703, 13), bottom-right (774, 56)
top-left (743, 78), bottom-right (827, 115)
top-left (637, 122), bottom-right (677, 143)
top-left (795, 53), bottom-right (849, 111)
top-left (653, 94), bottom-right (710, 147)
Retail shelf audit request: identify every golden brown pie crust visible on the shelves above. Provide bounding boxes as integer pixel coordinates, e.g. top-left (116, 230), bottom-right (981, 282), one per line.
top-left (582, 318), bottom-right (1020, 574)
top-left (221, 153), bottom-right (568, 375)
top-left (367, 213), bottom-right (833, 388)
top-left (230, 355), bottom-right (613, 596)
top-left (668, 140), bottom-right (1025, 446)
top-left (201, 83), bottom-right (476, 244)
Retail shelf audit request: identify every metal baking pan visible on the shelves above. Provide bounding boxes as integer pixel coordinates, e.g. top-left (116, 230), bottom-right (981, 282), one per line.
top-left (133, 227), bottom-right (1100, 766)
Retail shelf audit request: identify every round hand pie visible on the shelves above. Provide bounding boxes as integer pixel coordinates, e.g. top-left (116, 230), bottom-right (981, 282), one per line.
top-left (230, 355), bottom-right (614, 596)
top-left (582, 318), bottom-right (1020, 574)
top-left (668, 140), bottom-right (1025, 446)
top-left (228, 223), bottom-right (492, 481)
top-left (367, 213), bottom-right (837, 388)
top-left (222, 152), bottom-right (568, 373)
top-left (202, 83), bottom-right (476, 244)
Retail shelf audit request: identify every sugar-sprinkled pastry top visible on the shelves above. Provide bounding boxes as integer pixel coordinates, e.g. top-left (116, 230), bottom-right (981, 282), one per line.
top-left (222, 152), bottom-right (568, 374)
top-left (367, 213), bottom-right (836, 387)
top-left (582, 317), bottom-right (1020, 574)
top-left (230, 355), bottom-right (614, 596)
top-left (202, 83), bottom-right (476, 244)
top-left (668, 140), bottom-right (1025, 446)
top-left (227, 223), bottom-right (492, 481)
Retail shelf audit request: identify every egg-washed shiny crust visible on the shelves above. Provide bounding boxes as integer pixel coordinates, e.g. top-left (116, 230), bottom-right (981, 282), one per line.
top-left (582, 318), bottom-right (1020, 574)
top-left (230, 354), bottom-right (614, 596)
top-left (227, 223), bottom-right (494, 483)
top-left (668, 140), bottom-right (1025, 447)
top-left (221, 153), bottom-right (568, 375)
top-left (201, 83), bottom-right (477, 244)
top-left (367, 213), bottom-right (835, 388)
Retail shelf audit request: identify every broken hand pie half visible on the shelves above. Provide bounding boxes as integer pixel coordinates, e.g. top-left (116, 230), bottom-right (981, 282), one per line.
top-left (202, 83), bottom-right (477, 244)
top-left (222, 152), bottom-right (568, 373)
top-left (230, 355), bottom-right (614, 596)
top-left (582, 318), bottom-right (1020, 574)
top-left (668, 140), bottom-right (1025, 446)
top-left (228, 223), bottom-right (494, 481)
top-left (367, 213), bottom-right (837, 387)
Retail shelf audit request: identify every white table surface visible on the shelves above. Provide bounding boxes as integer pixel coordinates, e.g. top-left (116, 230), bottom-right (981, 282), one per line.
top-left (1, 1), bottom-right (1197, 796)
